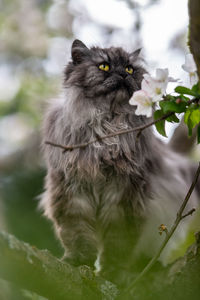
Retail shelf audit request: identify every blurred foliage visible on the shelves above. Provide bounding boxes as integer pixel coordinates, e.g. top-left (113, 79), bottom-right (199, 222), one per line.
top-left (0, 0), bottom-right (72, 298)
top-left (0, 0), bottom-right (199, 299)
top-left (1, 168), bottom-right (62, 256)
top-left (0, 75), bottom-right (60, 123)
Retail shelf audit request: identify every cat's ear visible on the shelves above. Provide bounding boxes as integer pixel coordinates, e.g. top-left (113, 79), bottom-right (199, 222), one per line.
top-left (129, 48), bottom-right (142, 60)
top-left (71, 39), bottom-right (90, 64)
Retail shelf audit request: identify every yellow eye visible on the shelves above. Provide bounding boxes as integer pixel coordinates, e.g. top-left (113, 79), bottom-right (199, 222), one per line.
top-left (99, 63), bottom-right (110, 72)
top-left (126, 66), bottom-right (134, 74)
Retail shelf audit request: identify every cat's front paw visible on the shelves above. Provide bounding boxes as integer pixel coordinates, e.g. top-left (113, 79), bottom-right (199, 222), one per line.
top-left (62, 252), bottom-right (96, 269)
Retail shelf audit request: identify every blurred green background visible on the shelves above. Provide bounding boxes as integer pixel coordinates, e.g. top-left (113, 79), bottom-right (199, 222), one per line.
top-left (0, 0), bottom-right (199, 299)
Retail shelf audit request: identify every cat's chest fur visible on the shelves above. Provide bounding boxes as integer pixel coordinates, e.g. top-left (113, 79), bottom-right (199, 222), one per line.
top-left (43, 91), bottom-right (153, 219)
top-left (46, 88), bottom-right (151, 180)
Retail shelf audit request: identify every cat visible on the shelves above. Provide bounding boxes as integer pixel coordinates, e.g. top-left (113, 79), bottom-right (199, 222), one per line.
top-left (41, 39), bottom-right (199, 282)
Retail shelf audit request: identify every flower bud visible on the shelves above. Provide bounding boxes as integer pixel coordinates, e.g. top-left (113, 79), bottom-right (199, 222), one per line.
top-left (176, 98), bottom-right (182, 104)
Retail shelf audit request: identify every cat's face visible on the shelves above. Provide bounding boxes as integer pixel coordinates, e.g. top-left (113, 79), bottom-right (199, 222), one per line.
top-left (64, 40), bottom-right (146, 105)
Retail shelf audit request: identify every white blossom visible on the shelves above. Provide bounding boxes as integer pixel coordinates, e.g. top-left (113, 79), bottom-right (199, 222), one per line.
top-left (142, 68), bottom-right (176, 102)
top-left (129, 68), bottom-right (178, 117)
top-left (142, 75), bottom-right (165, 102)
top-left (182, 53), bottom-right (197, 73)
top-left (182, 53), bottom-right (198, 86)
top-left (129, 90), bottom-right (153, 117)
top-left (0, 66), bottom-right (21, 102)
top-left (155, 68), bottom-right (169, 82)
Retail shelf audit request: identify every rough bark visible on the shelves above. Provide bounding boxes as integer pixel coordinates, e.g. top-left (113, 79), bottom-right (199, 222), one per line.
top-left (0, 231), bottom-right (118, 300)
top-left (0, 231), bottom-right (200, 300)
top-left (169, 0), bottom-right (200, 154)
top-left (188, 0), bottom-right (200, 81)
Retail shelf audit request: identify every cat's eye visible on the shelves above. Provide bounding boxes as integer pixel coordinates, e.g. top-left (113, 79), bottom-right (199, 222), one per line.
top-left (98, 63), bottom-right (110, 72)
top-left (125, 66), bottom-right (134, 74)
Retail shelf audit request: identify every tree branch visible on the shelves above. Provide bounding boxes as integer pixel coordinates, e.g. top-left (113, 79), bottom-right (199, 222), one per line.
top-left (0, 231), bottom-right (118, 300)
top-left (189, 0), bottom-right (200, 81)
top-left (180, 207), bottom-right (196, 220)
top-left (1, 229), bottom-right (200, 300)
top-left (45, 112), bottom-right (174, 152)
top-left (45, 99), bottom-right (199, 153)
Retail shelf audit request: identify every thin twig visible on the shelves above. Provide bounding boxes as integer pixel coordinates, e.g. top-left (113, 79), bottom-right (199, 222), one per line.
top-left (45, 98), bottom-right (199, 152)
top-left (180, 208), bottom-right (196, 220)
top-left (124, 162), bottom-right (200, 295)
top-left (45, 112), bottom-right (174, 151)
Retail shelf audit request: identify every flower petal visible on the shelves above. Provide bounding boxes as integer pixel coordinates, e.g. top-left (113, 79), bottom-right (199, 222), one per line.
top-left (129, 90), bottom-right (153, 117)
top-left (155, 68), bottom-right (169, 82)
top-left (182, 53), bottom-right (197, 73)
top-left (190, 72), bottom-right (199, 86)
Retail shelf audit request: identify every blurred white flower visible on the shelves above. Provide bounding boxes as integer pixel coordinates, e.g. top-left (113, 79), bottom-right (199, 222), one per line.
top-left (154, 68), bottom-right (177, 83)
top-left (46, 0), bottom-right (72, 33)
top-left (182, 53), bottom-right (198, 86)
top-left (0, 113), bottom-right (34, 157)
top-left (43, 37), bottom-right (71, 75)
top-left (129, 90), bottom-right (153, 118)
top-left (0, 66), bottom-right (21, 102)
top-left (182, 53), bottom-right (197, 73)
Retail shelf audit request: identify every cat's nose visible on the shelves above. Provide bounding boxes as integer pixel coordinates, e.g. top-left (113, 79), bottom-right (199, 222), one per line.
top-left (116, 68), bottom-right (127, 79)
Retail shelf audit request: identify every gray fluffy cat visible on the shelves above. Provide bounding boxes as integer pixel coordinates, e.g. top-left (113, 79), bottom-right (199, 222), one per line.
top-left (41, 39), bottom-right (199, 279)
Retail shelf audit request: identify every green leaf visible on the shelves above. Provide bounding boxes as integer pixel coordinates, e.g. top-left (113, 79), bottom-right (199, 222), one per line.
top-left (164, 95), bottom-right (176, 101)
top-left (166, 114), bottom-right (179, 123)
top-left (190, 109), bottom-right (200, 128)
top-left (179, 95), bottom-right (190, 102)
top-left (188, 127), bottom-right (193, 137)
top-left (184, 108), bottom-right (193, 137)
top-left (175, 86), bottom-right (197, 96)
top-left (154, 110), bottom-right (167, 137)
top-left (197, 125), bottom-right (200, 144)
top-left (184, 109), bottom-right (191, 125)
top-left (191, 83), bottom-right (200, 95)
top-left (159, 100), bottom-right (187, 113)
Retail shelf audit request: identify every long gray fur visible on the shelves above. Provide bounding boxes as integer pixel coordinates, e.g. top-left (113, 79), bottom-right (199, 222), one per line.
top-left (41, 40), bottom-right (199, 280)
